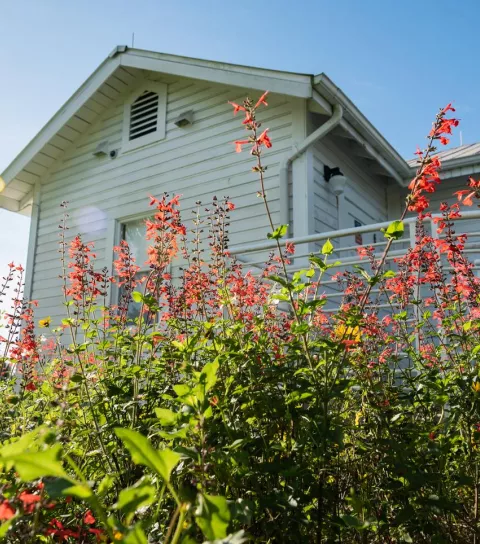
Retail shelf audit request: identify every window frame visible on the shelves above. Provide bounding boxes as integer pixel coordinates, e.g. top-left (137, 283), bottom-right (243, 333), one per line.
top-left (112, 214), bottom-right (174, 323)
top-left (121, 82), bottom-right (167, 154)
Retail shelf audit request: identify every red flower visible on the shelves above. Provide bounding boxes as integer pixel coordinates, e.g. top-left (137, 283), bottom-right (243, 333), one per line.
top-left (439, 136), bottom-right (450, 145)
top-left (242, 112), bottom-right (254, 125)
top-left (228, 101), bottom-right (245, 115)
top-left (46, 519), bottom-right (81, 540)
top-left (84, 510), bottom-right (96, 525)
top-left (254, 91), bottom-right (269, 109)
top-left (234, 139), bottom-right (250, 153)
top-left (442, 103), bottom-right (455, 113)
top-left (257, 129), bottom-right (272, 149)
top-left (25, 382), bottom-right (37, 392)
top-left (18, 491), bottom-right (41, 514)
top-left (0, 501), bottom-right (15, 521)
top-left (455, 190), bottom-right (475, 206)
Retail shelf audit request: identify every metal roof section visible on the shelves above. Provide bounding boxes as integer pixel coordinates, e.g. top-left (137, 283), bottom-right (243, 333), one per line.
top-left (408, 143), bottom-right (480, 166)
top-left (407, 143), bottom-right (480, 180)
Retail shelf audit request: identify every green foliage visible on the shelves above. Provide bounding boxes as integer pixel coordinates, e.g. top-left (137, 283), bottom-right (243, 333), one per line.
top-left (382, 219), bottom-right (405, 240)
top-left (195, 494), bottom-right (231, 541)
top-left (267, 224), bottom-right (288, 240)
top-left (0, 96), bottom-right (476, 543)
top-left (114, 428), bottom-right (180, 483)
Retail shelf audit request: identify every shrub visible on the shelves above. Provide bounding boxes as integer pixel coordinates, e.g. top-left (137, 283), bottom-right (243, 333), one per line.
top-left (0, 97), bottom-right (479, 543)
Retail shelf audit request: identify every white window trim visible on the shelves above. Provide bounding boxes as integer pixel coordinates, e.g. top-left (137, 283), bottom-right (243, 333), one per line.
top-left (121, 82), bottom-right (167, 154)
top-left (107, 212), bottom-right (174, 311)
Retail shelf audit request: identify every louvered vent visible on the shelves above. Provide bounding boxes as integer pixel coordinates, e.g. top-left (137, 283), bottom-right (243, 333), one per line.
top-left (129, 91), bottom-right (159, 141)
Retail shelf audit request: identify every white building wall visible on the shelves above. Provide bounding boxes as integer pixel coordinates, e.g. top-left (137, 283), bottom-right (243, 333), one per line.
top-left (32, 74), bottom-right (298, 321)
top-left (312, 138), bottom-right (389, 239)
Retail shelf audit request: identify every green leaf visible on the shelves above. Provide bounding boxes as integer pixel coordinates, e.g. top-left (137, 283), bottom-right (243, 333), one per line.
top-left (4, 444), bottom-right (68, 481)
top-left (321, 239), bottom-right (334, 255)
top-left (286, 391), bottom-right (313, 404)
top-left (196, 494), bottom-right (231, 541)
top-left (173, 384), bottom-right (191, 397)
top-left (0, 427), bottom-right (47, 460)
top-left (266, 275), bottom-right (290, 288)
top-left (383, 220), bottom-right (404, 240)
top-left (158, 427), bottom-right (189, 441)
top-left (0, 516), bottom-right (17, 539)
top-left (62, 484), bottom-right (93, 499)
top-left (115, 428), bottom-right (180, 482)
top-left (115, 480), bottom-right (155, 524)
top-left (70, 373), bottom-right (84, 383)
top-left (198, 360), bottom-right (219, 393)
top-left (121, 523), bottom-right (148, 544)
top-left (267, 224), bottom-right (288, 240)
top-left (340, 514), bottom-right (369, 530)
top-left (97, 474), bottom-right (116, 497)
top-left (155, 408), bottom-right (178, 426)
top-left (131, 291), bottom-right (143, 303)
top-left (44, 478), bottom-right (73, 499)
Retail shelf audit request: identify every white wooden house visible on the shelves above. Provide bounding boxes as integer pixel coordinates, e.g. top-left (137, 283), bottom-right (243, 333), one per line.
top-left (1, 46), bottom-right (475, 321)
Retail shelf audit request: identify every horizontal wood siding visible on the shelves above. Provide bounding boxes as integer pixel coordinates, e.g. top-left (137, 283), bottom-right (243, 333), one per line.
top-left (310, 136), bottom-right (390, 303)
top-left (313, 138), bottom-right (388, 235)
top-left (32, 76), bottom-right (295, 320)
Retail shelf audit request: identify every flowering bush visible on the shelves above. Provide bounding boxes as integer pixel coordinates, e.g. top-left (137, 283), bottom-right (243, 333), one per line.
top-left (0, 94), bottom-right (479, 543)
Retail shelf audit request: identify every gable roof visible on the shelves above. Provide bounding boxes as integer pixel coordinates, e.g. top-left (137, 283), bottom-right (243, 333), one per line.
top-left (1, 46), bottom-right (411, 215)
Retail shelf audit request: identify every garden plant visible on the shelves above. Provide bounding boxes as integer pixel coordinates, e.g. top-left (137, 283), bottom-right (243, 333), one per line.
top-left (0, 94), bottom-right (479, 543)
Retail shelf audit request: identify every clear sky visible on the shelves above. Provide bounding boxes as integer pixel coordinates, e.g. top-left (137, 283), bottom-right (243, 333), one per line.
top-left (1, 0), bottom-right (479, 297)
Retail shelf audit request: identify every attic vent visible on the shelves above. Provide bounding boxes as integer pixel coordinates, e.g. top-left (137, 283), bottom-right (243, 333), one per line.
top-left (122, 82), bottom-right (167, 153)
top-left (129, 91), bottom-right (159, 141)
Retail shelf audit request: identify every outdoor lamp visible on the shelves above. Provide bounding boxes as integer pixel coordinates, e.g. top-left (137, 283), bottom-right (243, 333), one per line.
top-left (324, 165), bottom-right (348, 196)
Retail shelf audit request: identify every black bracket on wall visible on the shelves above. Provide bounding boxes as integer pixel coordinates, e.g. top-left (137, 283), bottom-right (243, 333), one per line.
top-left (324, 165), bottom-right (344, 182)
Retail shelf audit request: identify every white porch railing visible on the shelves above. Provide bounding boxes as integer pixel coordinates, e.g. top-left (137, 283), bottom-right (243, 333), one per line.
top-left (229, 210), bottom-right (480, 313)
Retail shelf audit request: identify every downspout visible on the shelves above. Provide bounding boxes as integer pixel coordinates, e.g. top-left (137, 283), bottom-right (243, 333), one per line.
top-left (279, 103), bottom-right (344, 231)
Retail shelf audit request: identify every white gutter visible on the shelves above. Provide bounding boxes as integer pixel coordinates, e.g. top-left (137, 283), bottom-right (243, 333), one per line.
top-left (279, 103), bottom-right (344, 228)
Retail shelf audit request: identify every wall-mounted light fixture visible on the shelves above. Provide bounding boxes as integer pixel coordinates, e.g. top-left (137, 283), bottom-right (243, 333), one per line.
top-left (93, 141), bottom-right (110, 158)
top-left (324, 165), bottom-right (348, 196)
top-left (174, 110), bottom-right (194, 128)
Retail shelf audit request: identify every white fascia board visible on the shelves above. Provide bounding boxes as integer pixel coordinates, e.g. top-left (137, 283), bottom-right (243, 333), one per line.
top-left (0, 195), bottom-right (20, 213)
top-left (313, 73), bottom-right (410, 180)
top-left (1, 56), bottom-right (122, 186)
top-left (120, 50), bottom-right (313, 99)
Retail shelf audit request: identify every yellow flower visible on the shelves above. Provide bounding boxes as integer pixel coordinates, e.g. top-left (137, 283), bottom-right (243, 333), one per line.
top-left (335, 323), bottom-right (361, 342)
top-left (472, 382), bottom-right (480, 393)
top-left (355, 410), bottom-right (363, 426)
top-left (39, 317), bottom-right (51, 328)
top-left (113, 531), bottom-right (123, 540)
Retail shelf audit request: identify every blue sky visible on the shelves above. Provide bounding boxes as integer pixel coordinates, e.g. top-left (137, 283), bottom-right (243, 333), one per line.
top-left (0, 0), bottom-right (478, 294)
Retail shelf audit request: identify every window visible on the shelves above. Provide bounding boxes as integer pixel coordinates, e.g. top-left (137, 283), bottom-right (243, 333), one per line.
top-left (354, 218), bottom-right (363, 245)
top-left (122, 82), bottom-right (167, 152)
top-left (118, 218), bottom-right (151, 321)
